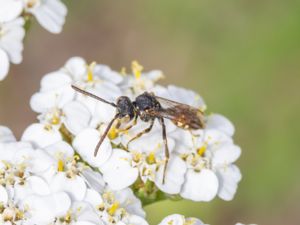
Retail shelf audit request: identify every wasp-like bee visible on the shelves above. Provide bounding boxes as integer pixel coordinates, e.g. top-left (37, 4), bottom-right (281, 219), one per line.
top-left (72, 85), bottom-right (205, 183)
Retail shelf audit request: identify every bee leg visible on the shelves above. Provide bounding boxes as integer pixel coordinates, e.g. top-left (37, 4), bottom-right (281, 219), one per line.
top-left (126, 119), bottom-right (154, 149)
top-left (160, 118), bottom-right (169, 184)
top-left (118, 115), bottom-right (138, 133)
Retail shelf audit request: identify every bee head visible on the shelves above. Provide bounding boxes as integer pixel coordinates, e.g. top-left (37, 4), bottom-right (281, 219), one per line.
top-left (116, 96), bottom-right (136, 120)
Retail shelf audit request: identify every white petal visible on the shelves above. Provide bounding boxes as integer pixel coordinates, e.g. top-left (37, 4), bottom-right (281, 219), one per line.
top-left (203, 129), bottom-right (233, 147)
top-left (21, 123), bottom-right (62, 148)
top-left (155, 155), bottom-right (186, 194)
top-left (30, 0), bottom-right (67, 34)
top-left (166, 85), bottom-right (206, 109)
top-left (80, 169), bottom-right (105, 193)
top-left (30, 88), bottom-right (74, 113)
top-left (14, 176), bottom-right (50, 201)
top-left (71, 201), bottom-right (101, 224)
top-left (84, 189), bottom-right (103, 207)
top-left (0, 142), bottom-right (31, 161)
top-left (0, 126), bottom-right (16, 142)
top-left (158, 214), bottom-right (185, 225)
top-left (216, 165), bottom-right (242, 201)
top-left (0, 49), bottom-right (9, 80)
top-left (158, 214), bottom-right (204, 225)
top-left (128, 128), bottom-right (175, 154)
top-left (186, 218), bottom-right (205, 225)
top-left (64, 56), bottom-right (86, 79)
top-left (22, 192), bottom-right (71, 224)
top-left (63, 101), bottom-right (91, 135)
top-left (114, 188), bottom-right (145, 218)
top-left (94, 64), bottom-right (123, 84)
top-left (206, 114), bottom-right (235, 136)
top-left (50, 173), bottom-right (87, 201)
top-left (100, 149), bottom-right (138, 190)
top-left (181, 169), bottom-right (218, 202)
top-left (0, 0), bottom-right (23, 22)
top-left (30, 92), bottom-right (57, 112)
top-left (40, 71), bottom-right (72, 92)
top-left (29, 149), bottom-right (55, 173)
top-left (73, 128), bottom-right (112, 167)
top-left (128, 215), bottom-right (149, 225)
top-left (0, 18), bottom-right (25, 63)
top-left (13, 146), bottom-right (35, 164)
top-left (170, 129), bottom-right (193, 154)
top-left (212, 144), bottom-right (241, 167)
top-left (0, 185), bottom-right (8, 204)
top-left (146, 70), bottom-right (164, 81)
top-left (44, 141), bottom-right (74, 158)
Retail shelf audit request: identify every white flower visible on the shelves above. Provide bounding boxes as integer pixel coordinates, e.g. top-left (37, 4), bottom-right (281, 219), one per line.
top-left (169, 126), bottom-right (241, 201)
top-left (158, 214), bottom-right (205, 225)
top-left (21, 192), bottom-right (71, 224)
top-left (23, 0), bottom-right (67, 33)
top-left (22, 123), bottom-right (62, 148)
top-left (0, 17), bottom-right (25, 80)
top-left (83, 188), bottom-right (148, 225)
top-left (120, 60), bottom-right (164, 95)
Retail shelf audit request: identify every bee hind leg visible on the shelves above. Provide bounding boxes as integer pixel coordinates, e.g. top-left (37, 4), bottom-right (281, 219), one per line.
top-left (160, 117), bottom-right (169, 184)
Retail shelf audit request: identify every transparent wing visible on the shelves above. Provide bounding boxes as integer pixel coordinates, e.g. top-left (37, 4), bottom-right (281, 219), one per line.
top-left (148, 95), bottom-right (205, 129)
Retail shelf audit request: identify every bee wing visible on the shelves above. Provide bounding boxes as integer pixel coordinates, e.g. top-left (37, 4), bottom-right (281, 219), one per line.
top-left (151, 96), bottom-right (205, 129)
top-left (154, 95), bottom-right (193, 109)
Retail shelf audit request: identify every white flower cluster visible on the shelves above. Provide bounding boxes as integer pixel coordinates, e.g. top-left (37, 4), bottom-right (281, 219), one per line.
top-left (24, 57), bottom-right (242, 203)
top-left (0, 0), bottom-right (67, 80)
top-left (0, 126), bottom-right (147, 225)
top-left (0, 57), bottom-right (250, 224)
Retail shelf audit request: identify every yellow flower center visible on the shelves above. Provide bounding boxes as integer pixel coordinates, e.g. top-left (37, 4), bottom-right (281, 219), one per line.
top-left (146, 152), bottom-right (156, 165)
top-left (131, 60), bottom-right (143, 79)
top-left (197, 145), bottom-right (207, 156)
top-left (87, 62), bottom-right (96, 82)
top-left (57, 160), bottom-right (64, 172)
top-left (108, 202), bottom-right (119, 216)
top-left (51, 114), bottom-right (61, 125)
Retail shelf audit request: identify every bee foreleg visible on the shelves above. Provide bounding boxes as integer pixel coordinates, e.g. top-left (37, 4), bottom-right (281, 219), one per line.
top-left (94, 113), bottom-right (119, 157)
top-left (117, 114), bottom-right (138, 133)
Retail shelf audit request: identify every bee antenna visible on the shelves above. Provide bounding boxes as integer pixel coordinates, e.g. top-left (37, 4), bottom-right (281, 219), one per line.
top-left (71, 85), bottom-right (117, 107)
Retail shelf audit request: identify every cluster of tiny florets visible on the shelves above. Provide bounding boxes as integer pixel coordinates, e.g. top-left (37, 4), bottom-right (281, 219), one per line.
top-left (0, 57), bottom-right (248, 225)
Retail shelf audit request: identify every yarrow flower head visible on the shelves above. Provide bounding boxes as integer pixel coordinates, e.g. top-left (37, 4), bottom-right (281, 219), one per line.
top-left (0, 0), bottom-right (67, 81)
top-left (0, 126), bottom-right (147, 225)
top-left (26, 57), bottom-right (242, 204)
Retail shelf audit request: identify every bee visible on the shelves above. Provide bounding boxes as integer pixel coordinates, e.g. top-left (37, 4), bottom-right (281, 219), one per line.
top-left (71, 85), bottom-right (205, 183)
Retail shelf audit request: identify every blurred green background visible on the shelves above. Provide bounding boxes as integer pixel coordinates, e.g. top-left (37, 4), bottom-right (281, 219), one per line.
top-left (0, 0), bottom-right (299, 224)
